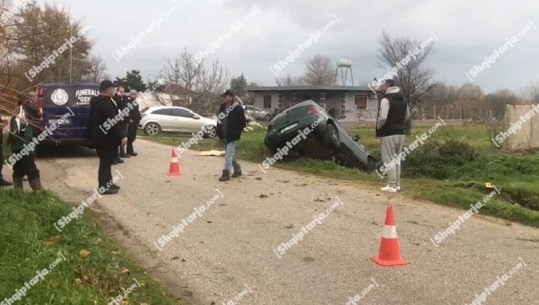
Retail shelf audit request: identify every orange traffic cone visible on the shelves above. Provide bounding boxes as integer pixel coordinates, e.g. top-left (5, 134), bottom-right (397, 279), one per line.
top-left (167, 148), bottom-right (182, 176)
top-left (372, 204), bottom-right (409, 266)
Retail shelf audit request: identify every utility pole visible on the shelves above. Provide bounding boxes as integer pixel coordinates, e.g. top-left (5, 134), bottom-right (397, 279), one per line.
top-left (69, 26), bottom-right (73, 83)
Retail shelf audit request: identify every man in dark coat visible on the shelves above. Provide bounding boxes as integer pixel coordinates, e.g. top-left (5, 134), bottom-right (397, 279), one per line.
top-left (9, 93), bottom-right (42, 190)
top-left (216, 90), bottom-right (247, 181)
top-left (114, 84), bottom-right (129, 161)
top-left (126, 89), bottom-right (141, 156)
top-left (88, 80), bottom-right (127, 194)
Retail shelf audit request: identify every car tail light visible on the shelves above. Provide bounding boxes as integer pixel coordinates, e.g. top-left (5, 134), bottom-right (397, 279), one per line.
top-left (37, 86), bottom-right (45, 117)
top-left (306, 105), bottom-right (321, 115)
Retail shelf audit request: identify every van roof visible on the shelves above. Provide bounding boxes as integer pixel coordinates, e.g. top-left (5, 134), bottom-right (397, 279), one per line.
top-left (38, 82), bottom-right (100, 88)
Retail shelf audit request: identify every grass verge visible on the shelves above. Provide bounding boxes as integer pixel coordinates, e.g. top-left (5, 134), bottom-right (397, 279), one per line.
top-left (0, 189), bottom-right (180, 304)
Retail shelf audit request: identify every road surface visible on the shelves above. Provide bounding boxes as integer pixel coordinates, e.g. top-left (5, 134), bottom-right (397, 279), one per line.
top-left (28, 139), bottom-right (539, 305)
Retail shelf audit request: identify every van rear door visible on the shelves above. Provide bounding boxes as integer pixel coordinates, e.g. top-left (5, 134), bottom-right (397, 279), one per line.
top-left (39, 82), bottom-right (100, 144)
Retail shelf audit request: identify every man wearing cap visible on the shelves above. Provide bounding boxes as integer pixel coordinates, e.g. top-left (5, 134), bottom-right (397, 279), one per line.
top-left (376, 79), bottom-right (410, 193)
top-left (88, 80), bottom-right (127, 195)
top-left (216, 90), bottom-right (247, 181)
top-left (126, 89), bottom-right (141, 156)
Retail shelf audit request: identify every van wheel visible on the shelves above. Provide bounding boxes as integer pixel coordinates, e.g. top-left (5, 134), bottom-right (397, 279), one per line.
top-left (144, 123), bottom-right (161, 136)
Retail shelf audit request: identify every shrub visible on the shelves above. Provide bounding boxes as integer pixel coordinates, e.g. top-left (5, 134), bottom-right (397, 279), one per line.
top-left (402, 140), bottom-right (479, 179)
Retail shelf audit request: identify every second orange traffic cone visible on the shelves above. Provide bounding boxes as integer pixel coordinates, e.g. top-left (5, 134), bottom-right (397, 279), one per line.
top-left (167, 148), bottom-right (182, 176)
top-left (372, 204), bottom-right (409, 266)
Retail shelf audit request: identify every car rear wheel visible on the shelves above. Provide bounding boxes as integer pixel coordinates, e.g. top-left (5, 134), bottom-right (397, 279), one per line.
top-left (323, 123), bottom-right (340, 149)
top-left (144, 122), bottom-right (161, 136)
top-left (204, 125), bottom-right (217, 138)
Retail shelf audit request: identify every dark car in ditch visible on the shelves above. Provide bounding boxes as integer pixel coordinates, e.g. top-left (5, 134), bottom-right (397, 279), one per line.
top-left (264, 100), bottom-right (377, 171)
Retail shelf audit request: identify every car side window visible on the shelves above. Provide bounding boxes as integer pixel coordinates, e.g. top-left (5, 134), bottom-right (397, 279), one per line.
top-left (171, 108), bottom-right (194, 118)
top-left (152, 109), bottom-right (172, 115)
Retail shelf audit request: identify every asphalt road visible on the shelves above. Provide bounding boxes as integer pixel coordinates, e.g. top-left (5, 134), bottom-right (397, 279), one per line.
top-left (27, 139), bottom-right (539, 305)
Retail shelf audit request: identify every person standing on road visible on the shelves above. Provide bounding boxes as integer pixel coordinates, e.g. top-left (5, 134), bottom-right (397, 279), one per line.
top-left (115, 84), bottom-right (130, 162)
top-left (126, 89), bottom-right (141, 156)
top-left (216, 90), bottom-right (247, 181)
top-left (88, 80), bottom-right (127, 195)
top-left (9, 92), bottom-right (42, 191)
top-left (376, 79), bottom-right (410, 193)
top-left (0, 108), bottom-right (12, 186)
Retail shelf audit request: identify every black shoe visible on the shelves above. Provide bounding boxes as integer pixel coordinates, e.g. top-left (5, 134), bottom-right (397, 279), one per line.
top-left (120, 154), bottom-right (130, 158)
top-left (101, 189), bottom-right (119, 195)
top-left (109, 184), bottom-right (120, 190)
top-left (219, 170), bottom-right (230, 181)
top-left (115, 159), bottom-right (124, 164)
top-left (231, 171), bottom-right (242, 178)
top-left (0, 179), bottom-right (12, 186)
top-left (128, 152), bottom-right (138, 156)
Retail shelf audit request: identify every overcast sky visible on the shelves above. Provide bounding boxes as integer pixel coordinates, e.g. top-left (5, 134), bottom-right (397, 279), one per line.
top-left (35, 0), bottom-right (539, 93)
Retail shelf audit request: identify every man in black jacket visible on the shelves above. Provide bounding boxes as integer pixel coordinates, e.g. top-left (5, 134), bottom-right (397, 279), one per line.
top-left (88, 80), bottom-right (127, 194)
top-left (126, 89), bottom-right (141, 156)
top-left (216, 90), bottom-right (247, 181)
top-left (375, 79), bottom-right (410, 193)
top-left (115, 84), bottom-right (130, 161)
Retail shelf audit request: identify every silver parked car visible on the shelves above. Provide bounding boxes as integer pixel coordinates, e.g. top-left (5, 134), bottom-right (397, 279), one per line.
top-left (243, 105), bottom-right (271, 121)
top-left (139, 106), bottom-right (217, 137)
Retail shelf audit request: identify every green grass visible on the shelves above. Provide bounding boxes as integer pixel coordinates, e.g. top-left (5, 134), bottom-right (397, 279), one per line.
top-left (142, 124), bottom-right (539, 228)
top-left (0, 190), bottom-right (180, 305)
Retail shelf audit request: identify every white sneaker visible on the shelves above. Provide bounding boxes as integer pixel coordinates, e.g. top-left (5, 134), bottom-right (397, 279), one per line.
top-left (381, 185), bottom-right (397, 193)
top-left (396, 186), bottom-right (401, 191)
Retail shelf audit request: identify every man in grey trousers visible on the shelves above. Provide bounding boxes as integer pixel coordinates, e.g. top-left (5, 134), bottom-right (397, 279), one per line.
top-left (376, 79), bottom-right (410, 192)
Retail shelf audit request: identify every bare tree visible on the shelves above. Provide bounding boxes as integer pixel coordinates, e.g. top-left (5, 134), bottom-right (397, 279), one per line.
top-left (422, 82), bottom-right (449, 118)
top-left (162, 47), bottom-right (202, 90)
top-left (159, 47), bottom-right (228, 113)
top-left (422, 82), bottom-right (464, 119)
top-left (197, 59), bottom-right (228, 101)
top-left (377, 31), bottom-right (435, 114)
top-left (456, 83), bottom-right (484, 120)
top-left (520, 81), bottom-right (539, 103)
top-left (84, 54), bottom-right (106, 82)
top-left (303, 54), bottom-right (335, 85)
top-left (0, 0), bottom-right (17, 94)
top-left (275, 73), bottom-right (304, 86)
top-left (484, 90), bottom-right (520, 120)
